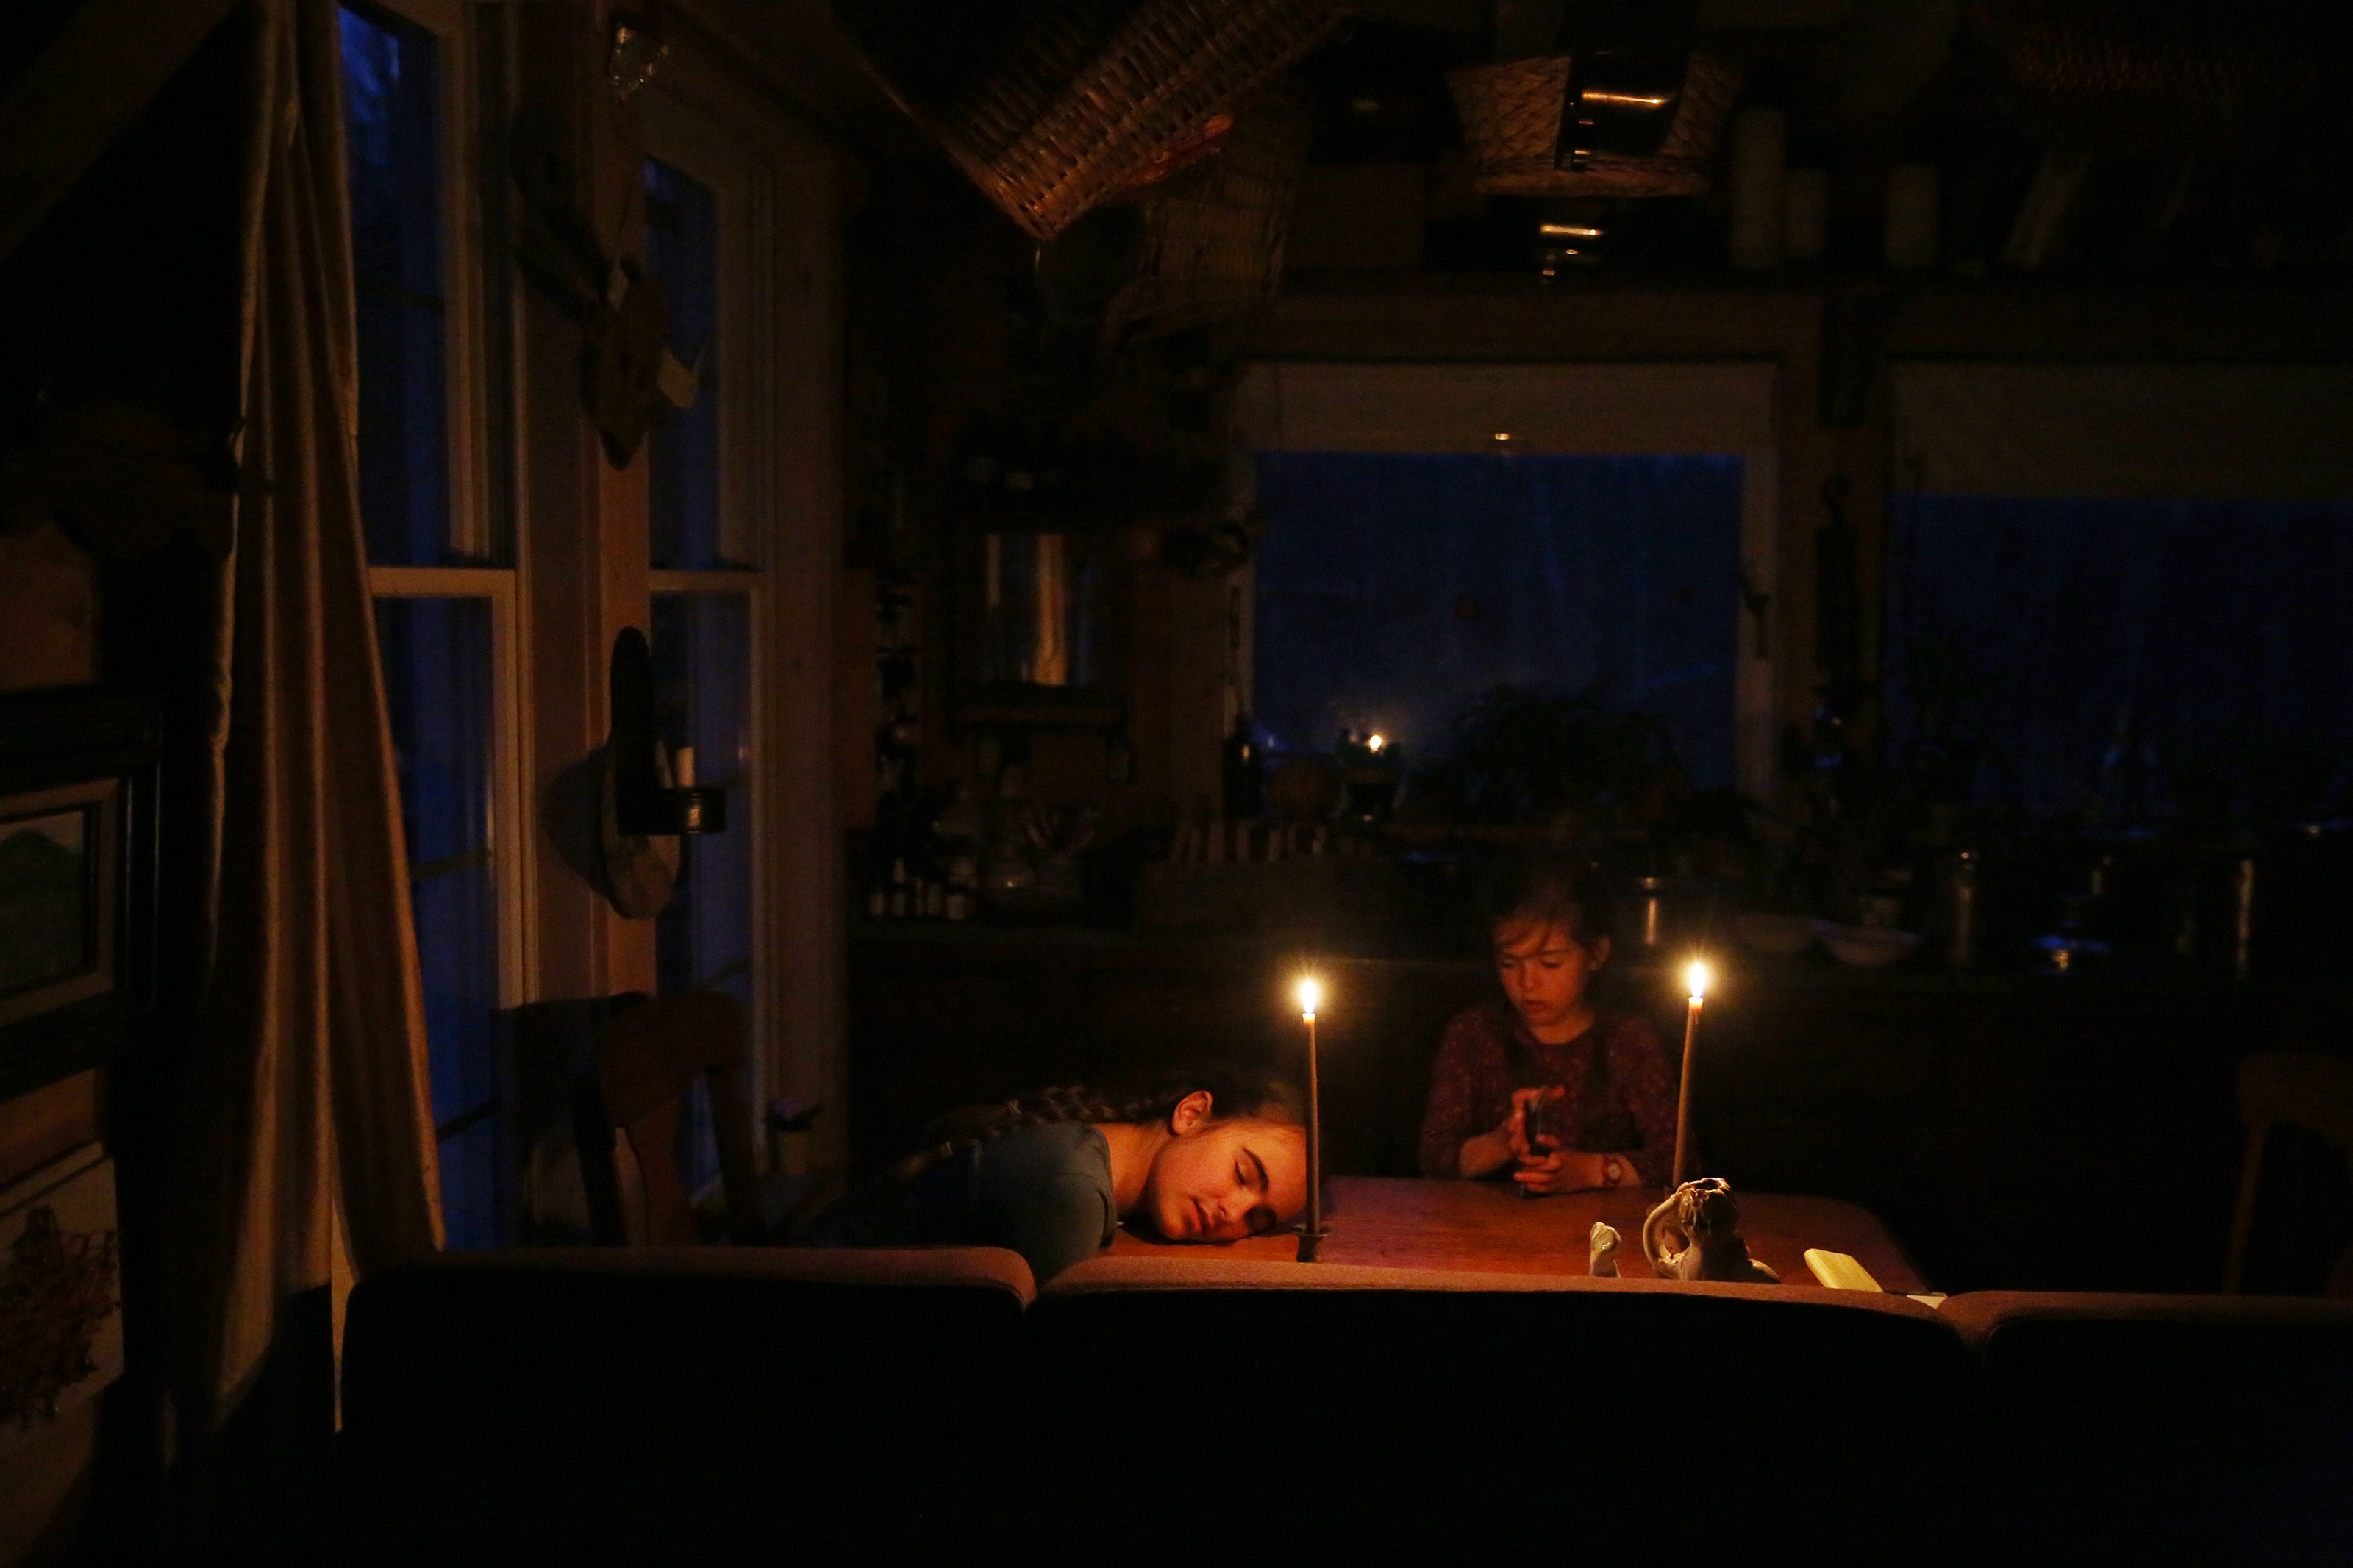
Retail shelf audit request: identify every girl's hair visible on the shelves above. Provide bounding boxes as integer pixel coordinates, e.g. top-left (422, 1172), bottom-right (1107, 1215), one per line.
top-left (1484, 856), bottom-right (1632, 1145)
top-left (1482, 851), bottom-right (1615, 950)
top-left (881, 1064), bottom-right (1303, 1190)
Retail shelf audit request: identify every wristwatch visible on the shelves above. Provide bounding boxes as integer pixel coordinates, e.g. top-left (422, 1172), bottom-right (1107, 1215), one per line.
top-left (1602, 1156), bottom-right (1626, 1189)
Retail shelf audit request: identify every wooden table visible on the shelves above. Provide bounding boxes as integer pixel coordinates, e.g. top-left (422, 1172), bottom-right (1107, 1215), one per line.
top-left (1108, 1175), bottom-right (1932, 1294)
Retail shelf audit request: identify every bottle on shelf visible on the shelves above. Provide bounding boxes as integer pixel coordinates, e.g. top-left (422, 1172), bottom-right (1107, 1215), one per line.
top-left (1221, 709), bottom-right (1263, 821)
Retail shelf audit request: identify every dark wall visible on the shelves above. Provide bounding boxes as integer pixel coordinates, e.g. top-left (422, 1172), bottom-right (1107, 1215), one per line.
top-left (1, 10), bottom-right (262, 1559)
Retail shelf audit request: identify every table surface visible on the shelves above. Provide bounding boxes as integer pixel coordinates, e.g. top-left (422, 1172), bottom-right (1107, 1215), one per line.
top-left (1109, 1176), bottom-right (1932, 1294)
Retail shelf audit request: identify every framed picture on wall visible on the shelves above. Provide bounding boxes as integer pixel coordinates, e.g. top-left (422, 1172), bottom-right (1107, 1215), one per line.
top-left (0, 692), bottom-right (157, 1100)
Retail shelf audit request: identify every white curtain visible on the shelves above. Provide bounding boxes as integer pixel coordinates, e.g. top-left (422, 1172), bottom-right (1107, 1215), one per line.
top-left (171, 0), bottom-right (441, 1432)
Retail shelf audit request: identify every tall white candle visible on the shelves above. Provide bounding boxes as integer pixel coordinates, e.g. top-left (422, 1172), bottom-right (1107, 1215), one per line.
top-left (1296, 975), bottom-right (1324, 1262)
top-left (1672, 959), bottom-right (1711, 1189)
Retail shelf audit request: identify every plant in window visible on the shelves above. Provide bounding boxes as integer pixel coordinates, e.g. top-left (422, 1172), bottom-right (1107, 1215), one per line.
top-left (1415, 681), bottom-right (1684, 834)
top-left (1888, 621), bottom-right (2010, 807)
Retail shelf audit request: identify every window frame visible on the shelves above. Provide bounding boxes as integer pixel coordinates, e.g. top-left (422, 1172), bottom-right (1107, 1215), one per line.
top-left (349, 0), bottom-right (530, 992)
top-left (354, 0), bottom-right (529, 1004)
top-left (368, 567), bottom-right (529, 1020)
top-left (638, 91), bottom-right (779, 1121)
top-left (344, 1), bottom-right (848, 1211)
top-left (347, 0), bottom-right (538, 1241)
top-left (1235, 359), bottom-right (1783, 800)
top-left (343, 0), bottom-right (499, 564)
top-left (647, 570), bottom-right (765, 991)
top-left (640, 98), bottom-right (771, 573)
top-left (629, 46), bottom-right (847, 1170)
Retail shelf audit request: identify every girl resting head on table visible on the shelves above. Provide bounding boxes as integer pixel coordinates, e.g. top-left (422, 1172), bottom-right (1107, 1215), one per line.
top-left (1418, 853), bottom-right (1677, 1193)
top-left (801, 1067), bottom-right (1308, 1284)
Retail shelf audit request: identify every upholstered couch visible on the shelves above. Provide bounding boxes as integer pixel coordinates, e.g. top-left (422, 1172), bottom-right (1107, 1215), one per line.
top-left (336, 1248), bottom-right (2353, 1564)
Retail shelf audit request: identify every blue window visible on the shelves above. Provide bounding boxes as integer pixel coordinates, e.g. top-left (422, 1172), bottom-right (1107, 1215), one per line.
top-left (645, 159), bottom-right (734, 569)
top-left (652, 592), bottom-right (754, 1197)
top-left (346, 4), bottom-right (513, 1247)
top-left (1253, 452), bottom-right (1744, 789)
top-left (341, 2), bottom-right (460, 566)
top-left (374, 595), bottom-right (504, 1247)
top-left (1888, 495), bottom-right (2353, 817)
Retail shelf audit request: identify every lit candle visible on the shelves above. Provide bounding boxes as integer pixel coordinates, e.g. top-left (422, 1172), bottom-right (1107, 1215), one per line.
top-left (1672, 959), bottom-right (1710, 1189)
top-left (1296, 974), bottom-right (1324, 1262)
top-left (1365, 734), bottom-right (1387, 754)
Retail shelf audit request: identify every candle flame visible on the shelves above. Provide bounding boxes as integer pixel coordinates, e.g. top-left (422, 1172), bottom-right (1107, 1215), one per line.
top-left (1685, 959), bottom-right (1711, 1003)
top-left (1366, 733), bottom-right (1387, 753)
top-left (1295, 975), bottom-right (1322, 1020)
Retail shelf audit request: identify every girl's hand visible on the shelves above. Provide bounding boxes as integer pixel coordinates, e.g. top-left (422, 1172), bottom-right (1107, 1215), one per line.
top-left (1513, 1145), bottom-right (1604, 1195)
top-left (1504, 1085), bottom-right (1563, 1161)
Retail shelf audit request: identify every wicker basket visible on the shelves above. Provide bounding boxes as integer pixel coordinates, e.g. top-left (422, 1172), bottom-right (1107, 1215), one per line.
top-left (1101, 79), bottom-right (1312, 347)
top-left (842, 0), bottom-right (1351, 242)
top-left (1446, 52), bottom-right (1743, 198)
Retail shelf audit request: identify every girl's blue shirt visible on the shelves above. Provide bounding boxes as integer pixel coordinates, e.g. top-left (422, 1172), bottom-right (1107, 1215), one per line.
top-left (802, 1120), bottom-right (1117, 1284)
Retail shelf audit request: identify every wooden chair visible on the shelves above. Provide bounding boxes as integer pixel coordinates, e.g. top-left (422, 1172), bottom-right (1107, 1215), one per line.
top-left (575, 991), bottom-right (764, 1245)
top-left (2224, 1050), bottom-right (2353, 1293)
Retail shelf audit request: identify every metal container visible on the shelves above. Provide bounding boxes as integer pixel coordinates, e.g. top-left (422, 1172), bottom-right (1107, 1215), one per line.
top-left (1621, 876), bottom-right (1736, 957)
top-left (1940, 849), bottom-right (1980, 969)
top-left (2230, 855), bottom-right (2257, 981)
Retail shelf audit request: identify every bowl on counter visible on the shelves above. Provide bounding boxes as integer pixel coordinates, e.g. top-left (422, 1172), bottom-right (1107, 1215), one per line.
top-left (1821, 925), bottom-right (1921, 969)
top-left (1733, 912), bottom-right (1824, 956)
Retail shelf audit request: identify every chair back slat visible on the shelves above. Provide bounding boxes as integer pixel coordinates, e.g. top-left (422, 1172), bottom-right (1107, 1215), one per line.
top-left (2238, 1050), bottom-right (2353, 1148)
top-left (584, 992), bottom-right (763, 1245)
top-left (2226, 1050), bottom-right (2353, 1291)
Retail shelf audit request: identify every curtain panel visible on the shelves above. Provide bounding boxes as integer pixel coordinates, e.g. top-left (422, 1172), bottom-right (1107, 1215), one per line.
top-left (172, 0), bottom-right (441, 1431)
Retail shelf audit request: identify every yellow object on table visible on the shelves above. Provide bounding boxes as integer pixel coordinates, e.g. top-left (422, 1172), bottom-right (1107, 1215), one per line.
top-left (1804, 1247), bottom-right (1883, 1292)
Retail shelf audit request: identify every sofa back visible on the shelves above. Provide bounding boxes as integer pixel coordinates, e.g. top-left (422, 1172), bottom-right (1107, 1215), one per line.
top-left (1034, 1257), bottom-right (1979, 1556)
top-left (338, 1247), bottom-right (2353, 1564)
top-left (339, 1246), bottom-right (1032, 1559)
top-left (1941, 1290), bottom-right (2353, 1564)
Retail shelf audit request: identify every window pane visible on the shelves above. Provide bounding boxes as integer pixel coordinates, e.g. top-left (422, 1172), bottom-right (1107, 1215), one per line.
top-left (1888, 495), bottom-right (2353, 817)
top-left (644, 158), bottom-right (729, 569)
top-left (376, 594), bottom-right (504, 1245)
top-left (407, 859), bottom-right (499, 1118)
top-left (377, 596), bottom-right (493, 869)
top-left (1253, 453), bottom-right (1744, 790)
top-left (651, 592), bottom-right (754, 1198)
top-left (435, 1117), bottom-right (502, 1251)
top-left (341, 2), bottom-right (455, 567)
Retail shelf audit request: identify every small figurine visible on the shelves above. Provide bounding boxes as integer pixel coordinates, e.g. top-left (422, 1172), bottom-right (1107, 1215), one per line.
top-left (1589, 1221), bottom-right (1621, 1277)
top-left (1643, 1178), bottom-right (1779, 1284)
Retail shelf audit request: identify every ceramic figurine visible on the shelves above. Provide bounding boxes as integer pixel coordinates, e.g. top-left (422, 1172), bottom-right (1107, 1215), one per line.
top-left (1642, 1178), bottom-right (1779, 1284)
top-left (1589, 1220), bottom-right (1621, 1277)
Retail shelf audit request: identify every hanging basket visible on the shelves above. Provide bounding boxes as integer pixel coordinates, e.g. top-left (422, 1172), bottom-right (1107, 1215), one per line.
top-left (841, 0), bottom-right (1351, 243)
top-left (1101, 79), bottom-right (1313, 348)
top-left (1445, 52), bottom-right (1743, 198)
